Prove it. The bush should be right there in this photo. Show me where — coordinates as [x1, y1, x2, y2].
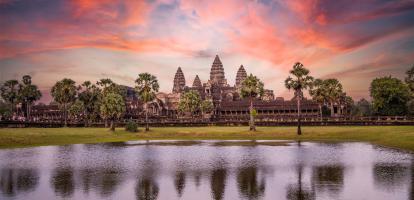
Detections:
[125, 120, 138, 132]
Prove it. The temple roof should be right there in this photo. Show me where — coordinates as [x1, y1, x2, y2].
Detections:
[210, 55, 226, 86]
[235, 65, 247, 87]
[173, 67, 186, 93]
[213, 55, 222, 64]
[192, 75, 202, 87]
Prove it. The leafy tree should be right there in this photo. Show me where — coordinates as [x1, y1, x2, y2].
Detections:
[353, 98, 372, 117]
[100, 92, 126, 131]
[370, 76, 410, 116]
[322, 79, 343, 117]
[68, 100, 84, 121]
[17, 75, 42, 120]
[178, 91, 201, 116]
[240, 74, 264, 131]
[0, 101, 11, 120]
[78, 81, 101, 126]
[309, 79, 325, 120]
[339, 92, 354, 116]
[135, 73, 159, 131]
[285, 62, 313, 135]
[0, 80, 19, 114]
[405, 64, 414, 93]
[200, 100, 214, 115]
[51, 78, 77, 127]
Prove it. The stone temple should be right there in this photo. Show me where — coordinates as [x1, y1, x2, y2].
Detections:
[142, 55, 320, 121]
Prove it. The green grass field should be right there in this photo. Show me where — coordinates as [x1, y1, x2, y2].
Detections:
[0, 126, 413, 151]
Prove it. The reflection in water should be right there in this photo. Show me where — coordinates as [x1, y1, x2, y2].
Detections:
[51, 167, 75, 198]
[373, 163, 410, 190]
[312, 165, 344, 195]
[174, 171, 186, 197]
[211, 168, 227, 200]
[136, 177, 159, 200]
[237, 166, 265, 200]
[0, 142, 413, 200]
[286, 165, 315, 200]
[0, 168, 39, 197]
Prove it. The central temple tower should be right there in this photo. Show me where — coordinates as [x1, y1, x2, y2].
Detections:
[209, 55, 228, 86]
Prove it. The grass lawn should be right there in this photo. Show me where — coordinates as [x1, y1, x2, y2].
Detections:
[0, 126, 413, 152]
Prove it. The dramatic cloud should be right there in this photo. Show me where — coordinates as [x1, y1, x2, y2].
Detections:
[1, 0, 413, 103]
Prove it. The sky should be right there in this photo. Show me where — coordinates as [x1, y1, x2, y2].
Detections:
[1, 0, 414, 103]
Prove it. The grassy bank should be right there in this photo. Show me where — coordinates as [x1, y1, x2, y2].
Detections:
[0, 126, 413, 151]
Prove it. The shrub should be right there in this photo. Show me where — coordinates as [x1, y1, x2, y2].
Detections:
[125, 120, 138, 132]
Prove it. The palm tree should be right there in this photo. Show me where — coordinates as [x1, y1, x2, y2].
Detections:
[135, 73, 159, 131]
[0, 80, 19, 114]
[322, 79, 343, 117]
[285, 62, 314, 135]
[78, 81, 101, 126]
[309, 79, 325, 121]
[240, 74, 264, 131]
[51, 78, 77, 127]
[18, 75, 42, 121]
[100, 92, 125, 131]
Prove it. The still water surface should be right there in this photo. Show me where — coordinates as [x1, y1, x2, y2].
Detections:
[0, 140, 413, 200]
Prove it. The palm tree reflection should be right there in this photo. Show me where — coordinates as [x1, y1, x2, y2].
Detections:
[237, 166, 265, 200]
[210, 168, 227, 200]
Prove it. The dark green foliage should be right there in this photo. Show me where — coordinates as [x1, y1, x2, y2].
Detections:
[285, 62, 313, 135]
[125, 120, 138, 132]
[17, 75, 42, 120]
[178, 91, 201, 116]
[352, 98, 373, 117]
[51, 78, 77, 126]
[135, 73, 159, 131]
[370, 76, 410, 116]
[78, 81, 101, 126]
[100, 92, 126, 131]
[0, 80, 19, 113]
[405, 64, 414, 93]
[240, 74, 265, 131]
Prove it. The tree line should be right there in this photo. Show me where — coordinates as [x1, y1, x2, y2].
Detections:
[1, 64, 414, 132]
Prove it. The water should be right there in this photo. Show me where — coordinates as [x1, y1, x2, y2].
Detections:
[0, 140, 413, 200]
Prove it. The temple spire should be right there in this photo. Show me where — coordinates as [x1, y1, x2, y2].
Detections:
[172, 67, 186, 93]
[235, 65, 247, 88]
[209, 55, 227, 86]
[192, 75, 202, 88]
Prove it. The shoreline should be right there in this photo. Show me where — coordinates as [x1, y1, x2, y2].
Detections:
[0, 126, 413, 152]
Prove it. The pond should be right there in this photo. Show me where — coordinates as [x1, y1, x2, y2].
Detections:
[0, 140, 413, 200]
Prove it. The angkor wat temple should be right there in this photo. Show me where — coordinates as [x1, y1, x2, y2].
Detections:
[141, 55, 322, 121]
[31, 55, 341, 123]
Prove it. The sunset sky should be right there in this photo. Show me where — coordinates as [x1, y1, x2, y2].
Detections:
[1, 0, 414, 103]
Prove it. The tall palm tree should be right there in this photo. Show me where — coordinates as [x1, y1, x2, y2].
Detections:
[0, 80, 19, 114]
[309, 79, 325, 121]
[285, 62, 314, 135]
[51, 78, 77, 127]
[18, 75, 42, 121]
[135, 73, 159, 131]
[240, 74, 264, 131]
[322, 79, 343, 117]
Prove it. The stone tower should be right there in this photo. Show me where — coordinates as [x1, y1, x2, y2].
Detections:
[209, 55, 227, 86]
[235, 65, 247, 88]
[172, 67, 186, 93]
[192, 75, 202, 88]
